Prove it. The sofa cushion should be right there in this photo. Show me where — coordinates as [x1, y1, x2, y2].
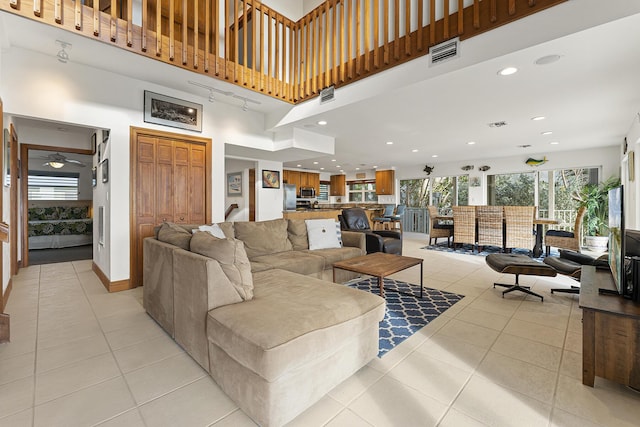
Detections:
[195, 224, 226, 239]
[190, 232, 254, 303]
[251, 251, 325, 276]
[234, 219, 293, 259]
[287, 219, 309, 251]
[207, 268, 385, 382]
[249, 261, 274, 273]
[302, 246, 363, 267]
[217, 222, 235, 239]
[305, 219, 342, 250]
[157, 222, 192, 250]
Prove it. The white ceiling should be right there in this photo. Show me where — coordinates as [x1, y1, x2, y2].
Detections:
[2, 1, 640, 174]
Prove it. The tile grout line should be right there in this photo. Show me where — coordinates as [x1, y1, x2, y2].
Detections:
[30, 265, 42, 427]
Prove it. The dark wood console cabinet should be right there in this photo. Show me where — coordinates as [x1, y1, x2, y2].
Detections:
[579, 266, 640, 389]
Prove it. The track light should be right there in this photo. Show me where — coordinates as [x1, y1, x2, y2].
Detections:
[208, 90, 215, 103]
[56, 40, 71, 63]
[187, 80, 261, 111]
[242, 100, 249, 112]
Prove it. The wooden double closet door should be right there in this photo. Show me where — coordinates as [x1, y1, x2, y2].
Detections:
[130, 127, 211, 288]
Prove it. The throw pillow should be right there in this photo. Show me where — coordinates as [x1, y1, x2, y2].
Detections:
[157, 222, 192, 250]
[305, 219, 342, 250]
[194, 223, 226, 239]
[189, 232, 254, 306]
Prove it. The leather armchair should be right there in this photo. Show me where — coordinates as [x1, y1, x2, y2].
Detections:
[339, 208, 402, 255]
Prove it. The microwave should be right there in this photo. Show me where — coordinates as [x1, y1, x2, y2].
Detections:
[300, 187, 316, 198]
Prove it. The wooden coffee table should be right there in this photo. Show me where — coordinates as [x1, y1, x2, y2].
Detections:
[333, 252, 424, 298]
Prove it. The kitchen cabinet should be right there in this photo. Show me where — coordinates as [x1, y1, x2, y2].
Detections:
[330, 175, 346, 196]
[283, 170, 319, 196]
[375, 170, 395, 195]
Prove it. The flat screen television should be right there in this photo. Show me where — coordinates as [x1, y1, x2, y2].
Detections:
[608, 185, 625, 295]
[624, 229, 640, 301]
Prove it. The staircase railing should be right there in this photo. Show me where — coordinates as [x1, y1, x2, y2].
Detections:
[2, 0, 567, 104]
[225, 203, 239, 220]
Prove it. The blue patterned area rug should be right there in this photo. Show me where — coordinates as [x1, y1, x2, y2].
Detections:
[422, 242, 558, 260]
[348, 278, 464, 357]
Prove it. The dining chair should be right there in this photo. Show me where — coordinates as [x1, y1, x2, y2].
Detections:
[545, 206, 586, 256]
[504, 206, 535, 254]
[371, 204, 395, 230]
[477, 206, 504, 251]
[388, 205, 406, 232]
[452, 206, 477, 249]
[427, 205, 453, 246]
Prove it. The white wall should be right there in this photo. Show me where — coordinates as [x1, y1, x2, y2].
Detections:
[224, 158, 255, 222]
[1, 47, 275, 282]
[625, 114, 640, 229]
[255, 160, 283, 220]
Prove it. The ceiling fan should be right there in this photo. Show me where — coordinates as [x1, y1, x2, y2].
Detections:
[40, 152, 87, 168]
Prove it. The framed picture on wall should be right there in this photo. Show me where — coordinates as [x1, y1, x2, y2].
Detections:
[227, 172, 242, 197]
[92, 166, 97, 188]
[144, 90, 203, 132]
[262, 170, 280, 189]
[101, 159, 109, 183]
[91, 133, 97, 155]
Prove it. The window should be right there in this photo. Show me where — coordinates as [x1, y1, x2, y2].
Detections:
[400, 178, 430, 207]
[487, 172, 536, 206]
[28, 170, 79, 200]
[318, 181, 330, 201]
[347, 181, 377, 203]
[400, 175, 467, 212]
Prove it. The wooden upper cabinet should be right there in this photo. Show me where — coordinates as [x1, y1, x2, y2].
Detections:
[376, 170, 395, 195]
[308, 173, 320, 196]
[283, 170, 320, 196]
[330, 175, 346, 196]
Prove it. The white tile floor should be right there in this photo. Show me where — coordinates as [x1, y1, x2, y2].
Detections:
[2, 233, 640, 426]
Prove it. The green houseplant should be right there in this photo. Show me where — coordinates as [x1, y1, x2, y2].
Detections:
[574, 176, 621, 250]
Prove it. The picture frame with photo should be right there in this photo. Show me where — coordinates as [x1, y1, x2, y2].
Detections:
[92, 166, 97, 188]
[144, 90, 203, 132]
[101, 159, 109, 183]
[91, 133, 97, 155]
[262, 170, 280, 189]
[227, 172, 242, 197]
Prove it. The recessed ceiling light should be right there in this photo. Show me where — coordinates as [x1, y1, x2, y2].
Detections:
[320, 167, 325, 170]
[373, 166, 378, 168]
[535, 54, 561, 65]
[432, 155, 438, 158]
[340, 170, 344, 173]
[541, 131, 553, 136]
[467, 141, 476, 145]
[497, 67, 518, 76]
[550, 141, 560, 145]
[296, 164, 302, 167]
[355, 167, 360, 170]
[313, 161, 319, 165]
[317, 120, 327, 126]
[336, 165, 341, 168]
[412, 149, 419, 153]
[531, 116, 545, 121]
[386, 141, 394, 145]
[331, 159, 336, 162]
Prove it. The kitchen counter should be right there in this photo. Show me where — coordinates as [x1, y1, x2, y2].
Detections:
[282, 210, 342, 221]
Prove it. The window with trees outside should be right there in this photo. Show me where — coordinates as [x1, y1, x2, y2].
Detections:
[399, 175, 468, 213]
[348, 181, 377, 202]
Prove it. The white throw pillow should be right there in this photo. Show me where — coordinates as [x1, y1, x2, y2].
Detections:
[305, 219, 342, 250]
[194, 223, 226, 239]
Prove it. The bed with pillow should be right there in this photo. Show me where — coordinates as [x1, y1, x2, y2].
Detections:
[27, 201, 93, 249]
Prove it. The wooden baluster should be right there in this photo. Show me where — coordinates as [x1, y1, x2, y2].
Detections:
[243, 0, 248, 86]
[182, 0, 187, 65]
[305, 15, 310, 96]
[346, 0, 352, 79]
[156, 0, 162, 56]
[312, 10, 318, 93]
[429, 0, 435, 44]
[259, 5, 265, 89]
[332, 1, 338, 81]
[9, 0, 18, 9]
[110, 0, 117, 41]
[417, 0, 423, 51]
[142, 0, 148, 52]
[33, 0, 41, 17]
[393, 0, 399, 60]
[54, 0, 62, 24]
[325, 1, 331, 86]
[194, 0, 199, 68]
[405, 0, 410, 55]
[204, 0, 210, 70]
[289, 22, 294, 99]
[355, 0, 360, 74]
[275, 15, 280, 95]
[293, 22, 299, 99]
[383, 0, 389, 64]
[509, 0, 516, 15]
[268, 10, 273, 92]
[126, 0, 133, 46]
[169, 0, 175, 60]
[215, 0, 220, 75]
[234, 0, 238, 81]
[458, 0, 464, 35]
[252, 4, 258, 88]
[443, 0, 449, 39]
[473, 0, 480, 28]
[490, 0, 497, 22]
[341, 0, 347, 80]
[364, 0, 370, 72]
[373, 0, 379, 67]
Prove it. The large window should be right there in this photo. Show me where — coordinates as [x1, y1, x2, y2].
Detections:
[487, 172, 536, 206]
[347, 181, 377, 202]
[400, 178, 431, 207]
[28, 171, 79, 200]
[318, 181, 330, 201]
[399, 175, 468, 213]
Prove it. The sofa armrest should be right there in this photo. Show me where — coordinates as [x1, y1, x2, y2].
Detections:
[143, 237, 178, 337]
[372, 230, 402, 240]
[341, 230, 366, 253]
[173, 249, 233, 372]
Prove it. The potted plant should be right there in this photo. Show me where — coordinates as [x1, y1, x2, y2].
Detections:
[574, 176, 621, 251]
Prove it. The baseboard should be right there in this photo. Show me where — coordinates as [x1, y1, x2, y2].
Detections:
[92, 262, 131, 293]
[1, 278, 12, 312]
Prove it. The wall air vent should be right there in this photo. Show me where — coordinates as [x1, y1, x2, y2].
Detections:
[320, 86, 335, 104]
[429, 38, 459, 66]
[488, 121, 508, 128]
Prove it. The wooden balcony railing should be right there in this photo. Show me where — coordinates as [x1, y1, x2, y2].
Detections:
[2, 0, 566, 104]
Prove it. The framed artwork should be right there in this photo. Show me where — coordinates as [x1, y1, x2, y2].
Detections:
[97, 141, 102, 163]
[227, 172, 242, 196]
[98, 206, 105, 246]
[470, 176, 481, 187]
[262, 170, 280, 189]
[3, 128, 9, 187]
[101, 159, 109, 183]
[91, 133, 97, 155]
[103, 129, 110, 143]
[92, 166, 97, 188]
[629, 151, 635, 182]
[144, 90, 203, 132]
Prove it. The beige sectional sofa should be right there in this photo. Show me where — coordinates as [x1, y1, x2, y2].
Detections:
[143, 218, 385, 427]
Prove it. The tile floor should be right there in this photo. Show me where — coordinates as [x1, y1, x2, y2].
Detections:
[1, 233, 640, 426]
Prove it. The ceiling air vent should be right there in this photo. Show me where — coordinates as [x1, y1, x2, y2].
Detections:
[429, 38, 459, 66]
[320, 86, 335, 104]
